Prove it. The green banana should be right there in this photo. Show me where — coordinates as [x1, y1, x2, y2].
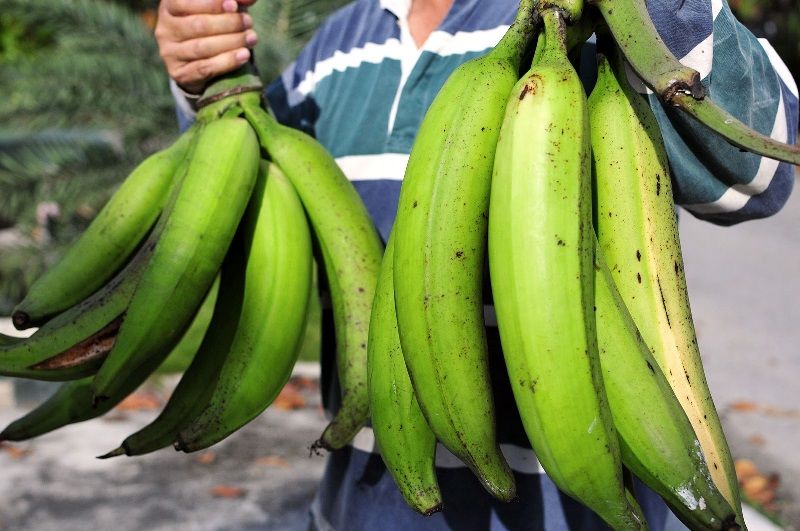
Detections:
[242, 103, 383, 451]
[489, 10, 644, 528]
[0, 122, 208, 381]
[0, 286, 216, 443]
[590, 0, 800, 165]
[156, 275, 219, 375]
[590, 49, 745, 528]
[11, 125, 199, 330]
[0, 233, 153, 381]
[390, 0, 538, 501]
[595, 243, 737, 529]
[0, 376, 112, 442]
[368, 235, 441, 516]
[98, 267, 239, 458]
[91, 116, 260, 402]
[176, 162, 313, 453]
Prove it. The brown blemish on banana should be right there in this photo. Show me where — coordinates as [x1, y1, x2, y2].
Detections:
[32, 316, 122, 370]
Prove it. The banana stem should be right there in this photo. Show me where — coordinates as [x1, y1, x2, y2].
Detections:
[195, 65, 264, 121]
[539, 8, 569, 61]
[592, 0, 800, 166]
[589, 0, 704, 100]
[534, 0, 584, 23]
[672, 92, 800, 165]
[494, 0, 538, 69]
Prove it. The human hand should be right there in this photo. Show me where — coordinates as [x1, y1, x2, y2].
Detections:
[155, 0, 259, 95]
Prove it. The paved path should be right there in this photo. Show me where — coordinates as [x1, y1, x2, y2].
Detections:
[680, 175, 800, 528]
[0, 377, 329, 531]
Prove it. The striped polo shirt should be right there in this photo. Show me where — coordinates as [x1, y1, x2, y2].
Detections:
[173, 0, 797, 529]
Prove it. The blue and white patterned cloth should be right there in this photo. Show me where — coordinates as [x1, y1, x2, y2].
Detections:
[173, 1, 798, 528]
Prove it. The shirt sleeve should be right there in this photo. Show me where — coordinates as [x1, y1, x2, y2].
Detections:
[646, 0, 798, 225]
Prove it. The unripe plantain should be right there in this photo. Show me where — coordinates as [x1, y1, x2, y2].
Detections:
[595, 241, 737, 529]
[369, 235, 441, 515]
[489, 9, 644, 529]
[91, 117, 259, 402]
[242, 104, 383, 451]
[12, 126, 199, 329]
[176, 161, 313, 453]
[590, 48, 744, 529]
[390, 0, 538, 500]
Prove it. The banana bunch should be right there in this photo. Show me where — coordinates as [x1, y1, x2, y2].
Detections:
[3, 0, 799, 526]
[372, 0, 799, 527]
[0, 68, 383, 458]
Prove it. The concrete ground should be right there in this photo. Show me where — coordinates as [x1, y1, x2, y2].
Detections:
[0, 366, 329, 531]
[0, 178, 797, 530]
[680, 177, 800, 528]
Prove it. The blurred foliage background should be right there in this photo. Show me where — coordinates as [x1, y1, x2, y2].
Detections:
[0, 0, 797, 316]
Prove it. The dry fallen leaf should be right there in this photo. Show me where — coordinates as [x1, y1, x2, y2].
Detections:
[743, 475, 770, 496]
[115, 392, 162, 412]
[735, 459, 758, 483]
[290, 375, 319, 391]
[255, 455, 291, 468]
[273, 384, 307, 411]
[210, 485, 246, 498]
[736, 460, 781, 512]
[196, 452, 216, 465]
[0, 443, 31, 459]
[730, 401, 759, 412]
[728, 401, 800, 418]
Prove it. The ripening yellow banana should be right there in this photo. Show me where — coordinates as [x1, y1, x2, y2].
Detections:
[590, 46, 745, 529]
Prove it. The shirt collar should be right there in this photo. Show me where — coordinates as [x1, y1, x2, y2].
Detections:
[380, 0, 411, 19]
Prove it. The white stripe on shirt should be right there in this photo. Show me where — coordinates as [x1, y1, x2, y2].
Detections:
[758, 39, 799, 98]
[284, 25, 509, 111]
[425, 26, 509, 57]
[684, 90, 787, 215]
[335, 153, 409, 181]
[285, 39, 406, 107]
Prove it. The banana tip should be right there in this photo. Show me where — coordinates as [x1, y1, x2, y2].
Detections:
[309, 439, 331, 456]
[91, 394, 108, 409]
[97, 447, 125, 459]
[173, 437, 189, 453]
[11, 311, 30, 331]
[420, 503, 444, 517]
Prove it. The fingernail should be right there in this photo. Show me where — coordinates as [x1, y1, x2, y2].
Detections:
[222, 0, 238, 13]
[245, 31, 258, 46]
[242, 13, 253, 28]
[235, 48, 250, 63]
